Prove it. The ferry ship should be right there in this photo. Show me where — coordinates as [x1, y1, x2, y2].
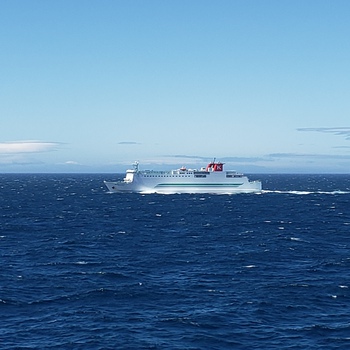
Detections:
[104, 160, 262, 194]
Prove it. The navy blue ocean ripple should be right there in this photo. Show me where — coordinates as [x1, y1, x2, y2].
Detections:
[1, 174, 350, 349]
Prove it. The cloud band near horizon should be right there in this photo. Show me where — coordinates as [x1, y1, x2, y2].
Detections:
[0, 141, 61, 154]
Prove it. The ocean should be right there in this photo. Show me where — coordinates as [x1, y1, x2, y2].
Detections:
[1, 174, 350, 349]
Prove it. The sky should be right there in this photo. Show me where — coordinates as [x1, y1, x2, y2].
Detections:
[1, 0, 350, 173]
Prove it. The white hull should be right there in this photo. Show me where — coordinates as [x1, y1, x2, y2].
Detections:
[104, 161, 262, 194]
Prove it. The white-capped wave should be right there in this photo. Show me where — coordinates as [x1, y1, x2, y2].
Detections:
[262, 190, 350, 195]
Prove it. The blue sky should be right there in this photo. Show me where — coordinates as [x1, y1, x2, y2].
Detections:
[1, 0, 350, 173]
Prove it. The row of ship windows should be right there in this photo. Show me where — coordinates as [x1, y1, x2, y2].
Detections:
[142, 174, 243, 178]
[143, 175, 191, 177]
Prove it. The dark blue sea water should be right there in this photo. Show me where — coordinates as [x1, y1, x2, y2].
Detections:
[1, 174, 350, 349]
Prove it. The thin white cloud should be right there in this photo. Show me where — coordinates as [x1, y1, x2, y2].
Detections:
[64, 160, 80, 165]
[167, 155, 268, 163]
[297, 127, 350, 140]
[118, 141, 141, 145]
[268, 153, 350, 160]
[0, 141, 60, 154]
